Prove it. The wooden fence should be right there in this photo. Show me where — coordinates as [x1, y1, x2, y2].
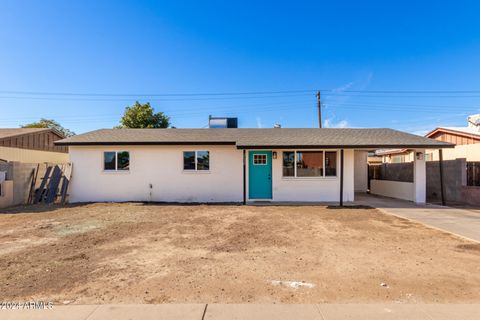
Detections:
[467, 162, 480, 186]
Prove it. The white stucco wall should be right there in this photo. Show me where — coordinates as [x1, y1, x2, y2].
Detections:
[413, 149, 426, 204]
[69, 145, 244, 203]
[69, 146, 356, 203]
[370, 180, 414, 201]
[354, 150, 368, 192]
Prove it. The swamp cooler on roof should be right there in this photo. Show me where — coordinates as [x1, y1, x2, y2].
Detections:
[208, 116, 238, 128]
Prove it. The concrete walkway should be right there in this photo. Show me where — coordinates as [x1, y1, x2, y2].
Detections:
[355, 193, 480, 242]
[1, 304, 480, 320]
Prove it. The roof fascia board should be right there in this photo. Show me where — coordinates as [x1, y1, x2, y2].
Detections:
[54, 141, 236, 146]
[425, 127, 480, 140]
[236, 144, 454, 150]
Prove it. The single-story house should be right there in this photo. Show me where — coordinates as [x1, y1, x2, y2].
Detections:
[55, 128, 452, 204]
[0, 128, 69, 163]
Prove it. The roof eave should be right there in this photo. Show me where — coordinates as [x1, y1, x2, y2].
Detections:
[425, 127, 480, 140]
[55, 141, 455, 149]
[236, 144, 455, 149]
[54, 141, 236, 146]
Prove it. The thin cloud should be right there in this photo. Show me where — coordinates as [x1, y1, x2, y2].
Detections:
[332, 81, 354, 93]
[324, 118, 349, 128]
[256, 117, 263, 128]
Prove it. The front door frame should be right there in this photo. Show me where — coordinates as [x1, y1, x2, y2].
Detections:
[247, 150, 273, 200]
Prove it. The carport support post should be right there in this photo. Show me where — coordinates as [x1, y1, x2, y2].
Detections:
[439, 149, 446, 206]
[413, 149, 426, 204]
[340, 149, 344, 206]
[243, 149, 246, 205]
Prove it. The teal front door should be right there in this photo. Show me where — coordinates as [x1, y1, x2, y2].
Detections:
[248, 151, 272, 199]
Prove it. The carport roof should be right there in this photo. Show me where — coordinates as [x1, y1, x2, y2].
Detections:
[55, 128, 454, 149]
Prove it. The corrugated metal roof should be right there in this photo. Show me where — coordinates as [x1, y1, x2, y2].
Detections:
[55, 128, 454, 149]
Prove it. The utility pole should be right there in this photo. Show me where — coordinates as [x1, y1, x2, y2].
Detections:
[316, 90, 322, 128]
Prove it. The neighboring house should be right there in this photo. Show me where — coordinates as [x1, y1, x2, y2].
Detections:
[55, 128, 451, 204]
[366, 151, 382, 165]
[376, 148, 414, 163]
[424, 121, 480, 162]
[0, 128, 69, 163]
[377, 114, 480, 163]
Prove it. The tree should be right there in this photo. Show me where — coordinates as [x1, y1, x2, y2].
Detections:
[21, 118, 75, 137]
[118, 101, 170, 128]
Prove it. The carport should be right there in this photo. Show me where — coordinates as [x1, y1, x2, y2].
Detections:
[354, 147, 453, 204]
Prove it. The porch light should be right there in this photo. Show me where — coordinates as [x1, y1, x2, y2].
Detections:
[272, 151, 277, 159]
[416, 152, 424, 160]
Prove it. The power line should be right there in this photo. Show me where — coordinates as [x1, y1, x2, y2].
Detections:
[1, 88, 480, 98]
[1, 101, 475, 124]
[323, 93, 480, 98]
[339, 90, 480, 94]
[0, 89, 317, 97]
[0, 93, 313, 102]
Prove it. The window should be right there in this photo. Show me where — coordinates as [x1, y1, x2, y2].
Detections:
[196, 151, 210, 170]
[296, 151, 323, 177]
[183, 151, 196, 170]
[253, 154, 267, 165]
[325, 151, 337, 176]
[104, 152, 116, 170]
[104, 151, 130, 171]
[283, 151, 337, 178]
[283, 152, 295, 176]
[184, 151, 210, 171]
[391, 155, 405, 163]
[117, 151, 130, 170]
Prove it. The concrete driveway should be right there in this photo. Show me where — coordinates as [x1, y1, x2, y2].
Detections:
[355, 193, 480, 242]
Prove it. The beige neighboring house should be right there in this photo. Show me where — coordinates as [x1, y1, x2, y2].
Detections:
[0, 128, 69, 163]
[377, 114, 480, 162]
[0, 128, 70, 208]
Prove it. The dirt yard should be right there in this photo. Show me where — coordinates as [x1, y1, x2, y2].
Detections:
[0, 203, 479, 304]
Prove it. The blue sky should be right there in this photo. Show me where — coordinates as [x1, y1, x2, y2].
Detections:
[1, 1, 480, 134]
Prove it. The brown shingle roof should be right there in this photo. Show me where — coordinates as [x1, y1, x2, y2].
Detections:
[55, 128, 454, 149]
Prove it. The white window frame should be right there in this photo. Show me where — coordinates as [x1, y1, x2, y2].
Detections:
[282, 150, 338, 179]
[183, 150, 210, 172]
[253, 153, 268, 165]
[103, 151, 130, 172]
